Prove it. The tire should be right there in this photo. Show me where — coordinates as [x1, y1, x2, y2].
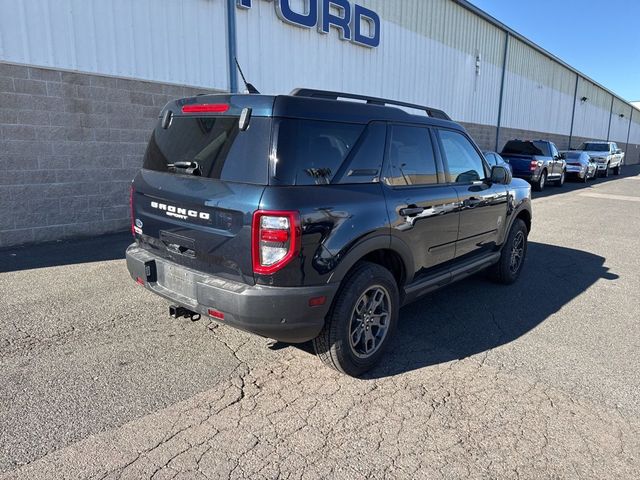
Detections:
[614, 164, 622, 175]
[582, 170, 589, 183]
[554, 169, 565, 187]
[532, 170, 546, 192]
[602, 164, 610, 178]
[487, 219, 528, 285]
[312, 262, 399, 376]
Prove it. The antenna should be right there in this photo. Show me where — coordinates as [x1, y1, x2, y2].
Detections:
[234, 58, 260, 94]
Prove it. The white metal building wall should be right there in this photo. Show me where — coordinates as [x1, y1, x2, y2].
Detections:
[0, 0, 229, 90]
[500, 37, 575, 135]
[572, 77, 614, 141]
[629, 115, 640, 145]
[609, 98, 632, 144]
[235, 0, 505, 126]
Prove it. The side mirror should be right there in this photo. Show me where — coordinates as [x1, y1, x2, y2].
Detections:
[560, 153, 566, 160]
[490, 165, 512, 185]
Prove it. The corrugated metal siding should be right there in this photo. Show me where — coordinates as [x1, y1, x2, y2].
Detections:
[365, 0, 505, 67]
[629, 114, 640, 145]
[500, 38, 575, 135]
[572, 77, 613, 140]
[0, 0, 228, 89]
[610, 98, 632, 143]
[236, 0, 505, 125]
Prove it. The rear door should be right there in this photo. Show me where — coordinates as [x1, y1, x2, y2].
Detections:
[435, 128, 509, 258]
[382, 124, 459, 277]
[132, 110, 272, 285]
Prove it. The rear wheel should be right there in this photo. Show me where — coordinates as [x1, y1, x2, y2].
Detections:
[487, 219, 528, 285]
[312, 262, 399, 376]
[533, 171, 547, 191]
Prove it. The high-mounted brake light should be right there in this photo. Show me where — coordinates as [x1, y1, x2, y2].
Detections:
[181, 103, 230, 113]
[252, 210, 301, 275]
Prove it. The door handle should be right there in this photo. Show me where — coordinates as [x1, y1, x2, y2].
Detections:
[399, 206, 424, 217]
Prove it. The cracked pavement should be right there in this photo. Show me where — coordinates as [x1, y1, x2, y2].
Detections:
[1, 167, 639, 479]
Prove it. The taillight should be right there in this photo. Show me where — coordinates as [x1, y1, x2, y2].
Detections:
[181, 103, 229, 113]
[252, 210, 300, 275]
[530, 160, 542, 171]
[129, 184, 135, 237]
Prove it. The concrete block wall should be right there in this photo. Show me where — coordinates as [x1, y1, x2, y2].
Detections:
[0, 62, 215, 248]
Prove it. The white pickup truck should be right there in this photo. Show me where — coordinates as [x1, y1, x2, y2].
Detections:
[574, 141, 624, 177]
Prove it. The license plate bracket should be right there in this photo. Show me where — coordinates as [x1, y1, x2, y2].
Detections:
[161, 264, 197, 300]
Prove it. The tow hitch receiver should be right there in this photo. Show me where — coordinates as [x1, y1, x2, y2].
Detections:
[169, 305, 201, 321]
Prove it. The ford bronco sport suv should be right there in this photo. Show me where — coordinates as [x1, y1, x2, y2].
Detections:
[126, 89, 532, 376]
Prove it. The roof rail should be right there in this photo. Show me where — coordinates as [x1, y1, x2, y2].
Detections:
[290, 88, 452, 121]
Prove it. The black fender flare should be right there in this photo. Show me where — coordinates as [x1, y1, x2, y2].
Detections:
[501, 199, 532, 245]
[329, 234, 415, 286]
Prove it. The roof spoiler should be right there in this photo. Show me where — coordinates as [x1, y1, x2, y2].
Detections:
[290, 88, 451, 121]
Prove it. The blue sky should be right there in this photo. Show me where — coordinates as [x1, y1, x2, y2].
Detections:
[470, 0, 640, 101]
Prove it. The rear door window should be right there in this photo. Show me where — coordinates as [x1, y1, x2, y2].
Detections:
[272, 119, 364, 185]
[143, 116, 271, 184]
[384, 125, 438, 186]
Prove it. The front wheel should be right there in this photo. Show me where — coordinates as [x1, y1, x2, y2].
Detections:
[554, 169, 565, 187]
[614, 164, 622, 175]
[487, 219, 528, 285]
[602, 164, 610, 178]
[312, 262, 399, 376]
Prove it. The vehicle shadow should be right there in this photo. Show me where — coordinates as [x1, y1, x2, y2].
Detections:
[531, 164, 640, 200]
[0, 231, 131, 273]
[292, 242, 617, 378]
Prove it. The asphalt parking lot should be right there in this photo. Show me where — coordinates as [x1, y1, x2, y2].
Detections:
[1, 167, 639, 479]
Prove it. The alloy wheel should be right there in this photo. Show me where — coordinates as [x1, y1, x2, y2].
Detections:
[349, 285, 391, 359]
[509, 231, 525, 274]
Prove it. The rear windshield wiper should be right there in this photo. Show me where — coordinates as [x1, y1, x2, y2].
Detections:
[167, 161, 201, 176]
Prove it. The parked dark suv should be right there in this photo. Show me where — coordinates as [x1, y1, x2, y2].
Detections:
[126, 89, 532, 376]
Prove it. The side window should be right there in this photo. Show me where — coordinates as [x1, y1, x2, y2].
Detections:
[384, 125, 438, 186]
[550, 143, 559, 158]
[438, 129, 487, 183]
[334, 123, 386, 184]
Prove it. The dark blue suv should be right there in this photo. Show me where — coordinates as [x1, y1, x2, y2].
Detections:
[126, 89, 532, 376]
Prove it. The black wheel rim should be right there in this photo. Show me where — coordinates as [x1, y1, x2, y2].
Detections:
[509, 231, 525, 275]
[349, 285, 391, 359]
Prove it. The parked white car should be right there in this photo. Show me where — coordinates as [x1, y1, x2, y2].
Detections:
[574, 141, 624, 177]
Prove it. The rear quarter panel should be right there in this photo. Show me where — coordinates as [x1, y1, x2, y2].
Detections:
[257, 184, 392, 287]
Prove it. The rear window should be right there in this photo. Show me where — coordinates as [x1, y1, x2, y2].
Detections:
[272, 119, 365, 185]
[502, 140, 550, 157]
[143, 116, 271, 184]
[578, 142, 609, 152]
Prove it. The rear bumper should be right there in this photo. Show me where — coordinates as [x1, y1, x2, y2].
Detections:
[512, 171, 538, 182]
[126, 244, 339, 343]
